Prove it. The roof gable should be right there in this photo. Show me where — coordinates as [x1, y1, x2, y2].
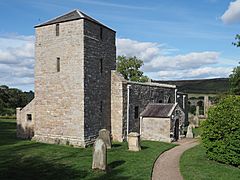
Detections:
[35, 9, 115, 31]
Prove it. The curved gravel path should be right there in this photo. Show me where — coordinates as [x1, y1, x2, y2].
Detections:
[152, 139, 199, 180]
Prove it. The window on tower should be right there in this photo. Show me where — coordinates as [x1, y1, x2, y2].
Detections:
[56, 24, 59, 36]
[57, 57, 60, 72]
[134, 106, 139, 119]
[100, 58, 103, 74]
[100, 27, 103, 40]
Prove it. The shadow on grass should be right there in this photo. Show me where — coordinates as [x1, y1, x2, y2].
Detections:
[0, 155, 88, 180]
[94, 160, 130, 180]
[0, 121, 20, 146]
[141, 146, 149, 150]
[111, 144, 122, 148]
[109, 160, 125, 169]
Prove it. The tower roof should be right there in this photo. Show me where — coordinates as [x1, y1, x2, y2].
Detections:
[35, 9, 115, 31]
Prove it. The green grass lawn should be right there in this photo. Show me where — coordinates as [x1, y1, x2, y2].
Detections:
[180, 144, 240, 180]
[0, 119, 175, 180]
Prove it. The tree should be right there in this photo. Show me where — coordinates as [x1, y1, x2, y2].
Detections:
[201, 96, 240, 166]
[116, 56, 149, 82]
[229, 34, 240, 95]
[232, 34, 240, 47]
[229, 64, 240, 95]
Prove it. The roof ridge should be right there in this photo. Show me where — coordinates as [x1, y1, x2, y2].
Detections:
[34, 9, 115, 32]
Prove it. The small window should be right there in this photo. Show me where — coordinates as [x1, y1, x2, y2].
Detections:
[134, 106, 139, 119]
[159, 100, 163, 103]
[57, 57, 60, 72]
[100, 27, 103, 40]
[100, 58, 103, 74]
[56, 24, 59, 36]
[27, 114, 32, 121]
[100, 101, 103, 112]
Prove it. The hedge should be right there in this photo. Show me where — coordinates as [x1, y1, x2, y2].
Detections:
[201, 96, 240, 167]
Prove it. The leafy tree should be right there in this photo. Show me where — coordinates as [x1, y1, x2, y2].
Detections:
[201, 96, 240, 166]
[116, 56, 149, 82]
[229, 64, 240, 95]
[230, 34, 240, 95]
[0, 85, 34, 116]
[232, 34, 240, 47]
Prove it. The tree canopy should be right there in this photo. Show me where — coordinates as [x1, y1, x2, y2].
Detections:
[0, 85, 34, 116]
[230, 34, 240, 95]
[202, 96, 240, 166]
[229, 64, 240, 95]
[116, 56, 149, 82]
[232, 34, 240, 47]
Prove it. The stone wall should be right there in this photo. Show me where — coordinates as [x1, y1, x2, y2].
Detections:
[177, 93, 188, 126]
[83, 20, 116, 144]
[111, 71, 126, 142]
[16, 99, 35, 139]
[141, 117, 171, 143]
[34, 19, 85, 147]
[111, 71, 176, 141]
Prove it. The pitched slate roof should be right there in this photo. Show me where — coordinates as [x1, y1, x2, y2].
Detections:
[35, 9, 115, 31]
[140, 103, 177, 118]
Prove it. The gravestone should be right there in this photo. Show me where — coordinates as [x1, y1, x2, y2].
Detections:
[92, 138, 107, 171]
[186, 125, 193, 138]
[99, 129, 111, 149]
[128, 132, 141, 151]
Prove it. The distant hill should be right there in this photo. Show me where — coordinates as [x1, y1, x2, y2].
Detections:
[153, 78, 229, 94]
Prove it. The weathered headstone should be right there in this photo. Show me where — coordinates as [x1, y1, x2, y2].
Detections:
[92, 138, 107, 171]
[99, 129, 111, 149]
[193, 116, 199, 128]
[186, 125, 193, 138]
[128, 132, 141, 151]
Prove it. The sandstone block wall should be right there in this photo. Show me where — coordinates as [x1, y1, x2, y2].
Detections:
[124, 82, 175, 135]
[83, 20, 116, 144]
[141, 117, 171, 143]
[34, 19, 85, 147]
[16, 99, 35, 139]
[111, 71, 127, 142]
[111, 71, 176, 141]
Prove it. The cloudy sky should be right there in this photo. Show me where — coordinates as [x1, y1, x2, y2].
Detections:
[0, 0, 240, 91]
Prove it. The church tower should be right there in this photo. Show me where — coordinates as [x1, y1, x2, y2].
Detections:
[33, 10, 116, 146]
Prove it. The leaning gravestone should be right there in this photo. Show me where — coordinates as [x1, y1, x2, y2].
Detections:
[186, 125, 194, 138]
[92, 138, 107, 171]
[128, 132, 141, 151]
[99, 129, 111, 149]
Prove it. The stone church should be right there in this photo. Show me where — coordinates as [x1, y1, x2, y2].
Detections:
[16, 10, 187, 147]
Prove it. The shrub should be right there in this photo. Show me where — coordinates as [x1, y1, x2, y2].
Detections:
[201, 96, 240, 167]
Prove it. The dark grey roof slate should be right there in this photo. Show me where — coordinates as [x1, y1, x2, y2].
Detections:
[140, 103, 175, 118]
[35, 9, 115, 31]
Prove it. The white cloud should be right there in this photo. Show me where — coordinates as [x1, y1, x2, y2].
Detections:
[221, 0, 240, 24]
[0, 35, 34, 90]
[0, 35, 233, 91]
[116, 38, 233, 80]
[156, 67, 232, 80]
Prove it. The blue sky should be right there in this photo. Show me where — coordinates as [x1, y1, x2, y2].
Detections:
[0, 0, 240, 91]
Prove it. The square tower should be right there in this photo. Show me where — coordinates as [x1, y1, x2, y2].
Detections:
[33, 10, 116, 147]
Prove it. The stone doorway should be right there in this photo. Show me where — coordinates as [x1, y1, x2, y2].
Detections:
[174, 119, 179, 141]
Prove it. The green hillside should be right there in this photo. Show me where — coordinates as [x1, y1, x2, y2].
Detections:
[153, 78, 229, 94]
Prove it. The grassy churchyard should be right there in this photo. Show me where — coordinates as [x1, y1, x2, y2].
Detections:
[0, 118, 175, 180]
[180, 144, 240, 180]
[1, 118, 239, 180]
